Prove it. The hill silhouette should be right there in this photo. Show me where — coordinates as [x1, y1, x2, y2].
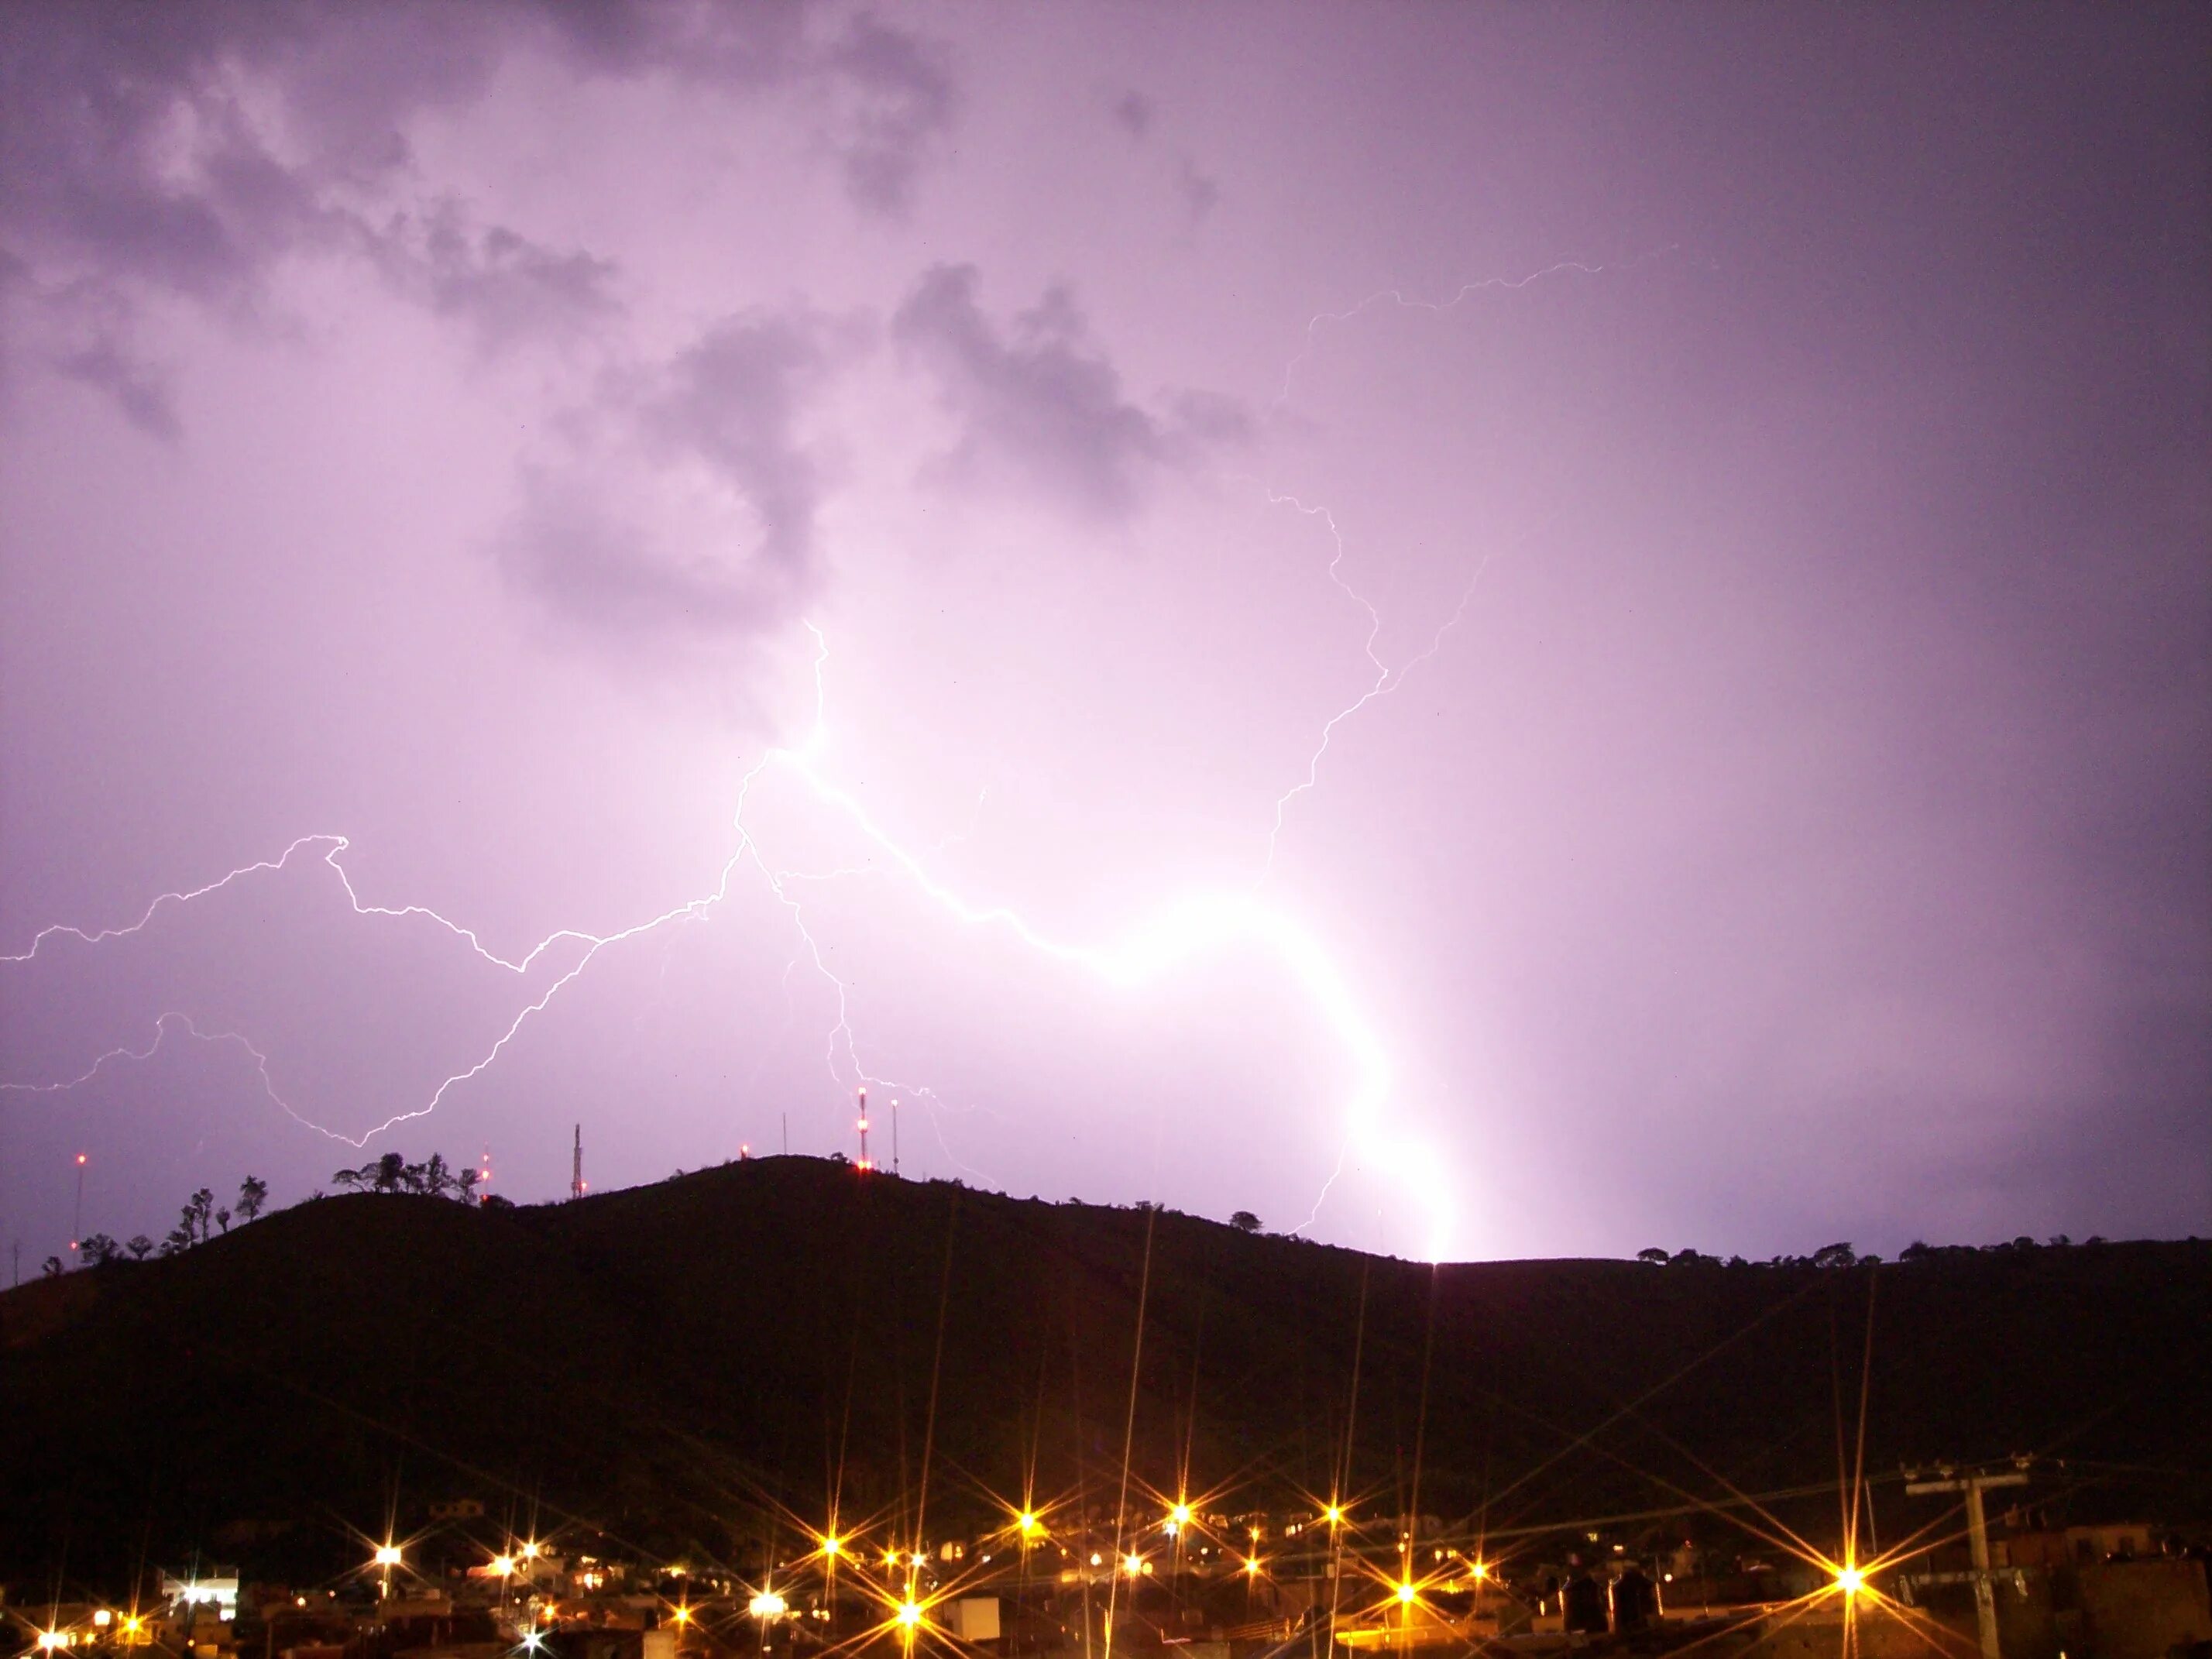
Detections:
[4, 1157, 2207, 1587]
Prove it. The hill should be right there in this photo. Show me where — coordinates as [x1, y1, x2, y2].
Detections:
[3, 1158, 2207, 1587]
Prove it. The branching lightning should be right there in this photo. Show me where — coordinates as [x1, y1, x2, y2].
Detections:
[1270, 248, 1678, 413]
[0, 613, 1456, 1253]
[1250, 486, 1491, 877]
[0, 260, 1659, 1260]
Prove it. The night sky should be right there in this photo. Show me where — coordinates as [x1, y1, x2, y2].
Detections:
[2, 2, 2206, 1266]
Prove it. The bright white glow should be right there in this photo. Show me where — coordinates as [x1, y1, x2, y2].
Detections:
[374, 1545, 403, 1568]
[748, 1592, 787, 1620]
[1836, 1567, 1864, 1595]
[745, 627, 1458, 1259]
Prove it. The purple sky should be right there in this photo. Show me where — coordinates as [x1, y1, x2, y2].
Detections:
[2, 2, 2206, 1266]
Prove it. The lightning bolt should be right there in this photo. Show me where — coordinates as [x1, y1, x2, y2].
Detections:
[2, 254, 1685, 1260]
[1249, 486, 1492, 877]
[0, 615, 1456, 1255]
[1270, 247, 1679, 414]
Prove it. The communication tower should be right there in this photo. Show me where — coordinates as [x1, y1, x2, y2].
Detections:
[857, 1087, 872, 1171]
[571, 1124, 585, 1200]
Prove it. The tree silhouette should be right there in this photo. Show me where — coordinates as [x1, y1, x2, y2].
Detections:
[329, 1152, 475, 1200]
[126, 1235, 153, 1260]
[236, 1176, 268, 1222]
[80, 1233, 121, 1266]
[1230, 1211, 1262, 1233]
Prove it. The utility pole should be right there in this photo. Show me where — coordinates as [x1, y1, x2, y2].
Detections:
[1905, 1467, 2030, 1659]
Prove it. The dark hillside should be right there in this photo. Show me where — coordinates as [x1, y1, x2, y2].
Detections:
[4, 1159, 2207, 1585]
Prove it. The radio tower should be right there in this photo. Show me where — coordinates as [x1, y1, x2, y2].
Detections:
[70, 1153, 87, 1254]
[856, 1087, 871, 1172]
[477, 1144, 493, 1205]
[571, 1125, 584, 1201]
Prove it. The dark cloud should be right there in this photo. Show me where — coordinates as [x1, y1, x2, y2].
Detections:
[499, 311, 832, 643]
[817, 14, 958, 216]
[0, 2, 953, 427]
[891, 263, 1249, 522]
[9, 271, 180, 439]
[499, 479, 797, 644]
[54, 334, 180, 442]
[641, 314, 833, 579]
[1112, 91, 1154, 139]
[1176, 156, 1221, 228]
[374, 204, 623, 355]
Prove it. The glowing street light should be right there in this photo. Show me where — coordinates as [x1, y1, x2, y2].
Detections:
[1835, 1566, 1865, 1597]
[1169, 1503, 1194, 1528]
[492, 1556, 517, 1578]
[1017, 1512, 1042, 1538]
[522, 1541, 542, 1560]
[39, 1633, 68, 1652]
[1324, 1504, 1345, 1527]
[1243, 1557, 1262, 1578]
[1395, 1584, 1417, 1606]
[374, 1544, 404, 1568]
[819, 1534, 844, 1559]
[747, 1592, 787, 1620]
